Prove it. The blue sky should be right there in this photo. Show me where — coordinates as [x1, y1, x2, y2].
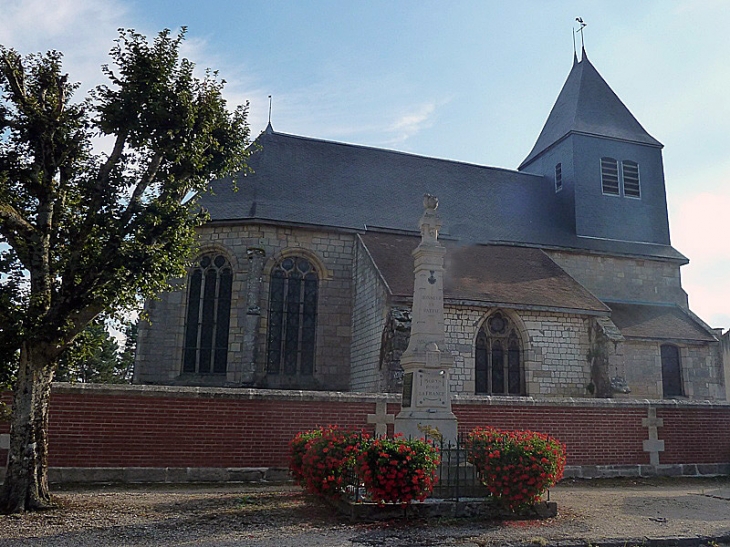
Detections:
[1, 0, 728, 329]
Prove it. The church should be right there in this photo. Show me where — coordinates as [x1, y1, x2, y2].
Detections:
[134, 49, 725, 401]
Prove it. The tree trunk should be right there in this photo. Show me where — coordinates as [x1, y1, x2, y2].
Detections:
[0, 341, 55, 514]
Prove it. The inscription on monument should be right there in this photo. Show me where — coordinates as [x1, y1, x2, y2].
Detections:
[416, 369, 448, 407]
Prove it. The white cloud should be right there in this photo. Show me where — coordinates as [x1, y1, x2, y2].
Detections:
[0, 0, 130, 93]
[384, 102, 436, 145]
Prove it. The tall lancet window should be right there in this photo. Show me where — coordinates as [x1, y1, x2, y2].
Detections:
[267, 257, 318, 377]
[475, 312, 524, 395]
[660, 344, 683, 398]
[183, 254, 233, 374]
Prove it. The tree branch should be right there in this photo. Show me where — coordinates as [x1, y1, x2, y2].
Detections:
[0, 202, 36, 241]
[119, 151, 163, 227]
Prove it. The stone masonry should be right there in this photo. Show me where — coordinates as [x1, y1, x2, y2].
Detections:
[445, 307, 592, 397]
[136, 223, 355, 390]
[547, 250, 689, 307]
[350, 235, 390, 392]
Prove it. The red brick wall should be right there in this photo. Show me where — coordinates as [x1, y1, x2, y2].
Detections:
[454, 404, 649, 466]
[2, 386, 730, 471]
[47, 392, 377, 468]
[658, 407, 730, 465]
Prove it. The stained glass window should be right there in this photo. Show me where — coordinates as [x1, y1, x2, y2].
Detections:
[183, 254, 232, 374]
[267, 257, 318, 376]
[475, 312, 523, 395]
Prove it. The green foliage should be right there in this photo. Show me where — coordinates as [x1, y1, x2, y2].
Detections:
[117, 320, 138, 382]
[0, 27, 250, 365]
[465, 427, 567, 511]
[55, 318, 136, 384]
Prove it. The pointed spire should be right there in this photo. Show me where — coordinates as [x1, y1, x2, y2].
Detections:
[264, 121, 274, 134]
[519, 54, 662, 170]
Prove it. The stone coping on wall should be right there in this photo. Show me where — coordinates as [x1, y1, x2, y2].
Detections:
[47, 383, 730, 409]
[48, 382, 401, 403]
[452, 394, 730, 409]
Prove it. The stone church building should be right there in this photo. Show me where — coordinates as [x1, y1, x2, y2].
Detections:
[135, 50, 725, 400]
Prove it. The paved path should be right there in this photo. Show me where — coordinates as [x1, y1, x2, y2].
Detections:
[0, 478, 728, 546]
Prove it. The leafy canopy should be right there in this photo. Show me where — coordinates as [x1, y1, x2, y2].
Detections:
[0, 28, 251, 372]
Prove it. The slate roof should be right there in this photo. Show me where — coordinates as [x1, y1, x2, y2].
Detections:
[200, 129, 685, 262]
[607, 302, 717, 342]
[359, 232, 609, 314]
[519, 50, 662, 169]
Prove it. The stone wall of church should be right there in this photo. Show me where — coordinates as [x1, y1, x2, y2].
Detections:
[546, 250, 688, 306]
[350, 236, 390, 392]
[135, 223, 356, 391]
[444, 307, 592, 397]
[612, 340, 725, 400]
[135, 277, 190, 384]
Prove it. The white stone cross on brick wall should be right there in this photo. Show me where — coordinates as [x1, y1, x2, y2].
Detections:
[367, 401, 395, 437]
[642, 407, 665, 466]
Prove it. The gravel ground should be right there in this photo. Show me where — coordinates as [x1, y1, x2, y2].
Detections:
[1, 477, 729, 546]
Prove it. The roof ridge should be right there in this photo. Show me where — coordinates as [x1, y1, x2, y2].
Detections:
[258, 129, 546, 178]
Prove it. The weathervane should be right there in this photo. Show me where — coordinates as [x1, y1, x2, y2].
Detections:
[575, 17, 586, 51]
[268, 95, 272, 125]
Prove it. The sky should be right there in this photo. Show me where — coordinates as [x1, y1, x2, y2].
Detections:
[0, 0, 728, 329]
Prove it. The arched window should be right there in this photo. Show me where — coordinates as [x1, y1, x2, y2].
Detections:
[267, 256, 318, 376]
[660, 344, 683, 398]
[475, 312, 523, 395]
[183, 253, 232, 374]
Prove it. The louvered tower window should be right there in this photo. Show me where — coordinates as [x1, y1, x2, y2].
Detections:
[622, 160, 641, 198]
[475, 312, 523, 395]
[600, 157, 620, 195]
[267, 257, 318, 376]
[555, 163, 563, 192]
[183, 254, 232, 374]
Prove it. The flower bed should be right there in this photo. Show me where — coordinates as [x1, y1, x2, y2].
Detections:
[289, 425, 565, 515]
[290, 427, 439, 506]
[464, 427, 566, 511]
[299, 426, 364, 499]
[356, 436, 439, 506]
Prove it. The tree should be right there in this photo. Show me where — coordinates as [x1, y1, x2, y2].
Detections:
[56, 319, 134, 384]
[0, 28, 250, 513]
[117, 320, 138, 382]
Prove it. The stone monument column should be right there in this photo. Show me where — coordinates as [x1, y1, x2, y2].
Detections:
[395, 195, 458, 443]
